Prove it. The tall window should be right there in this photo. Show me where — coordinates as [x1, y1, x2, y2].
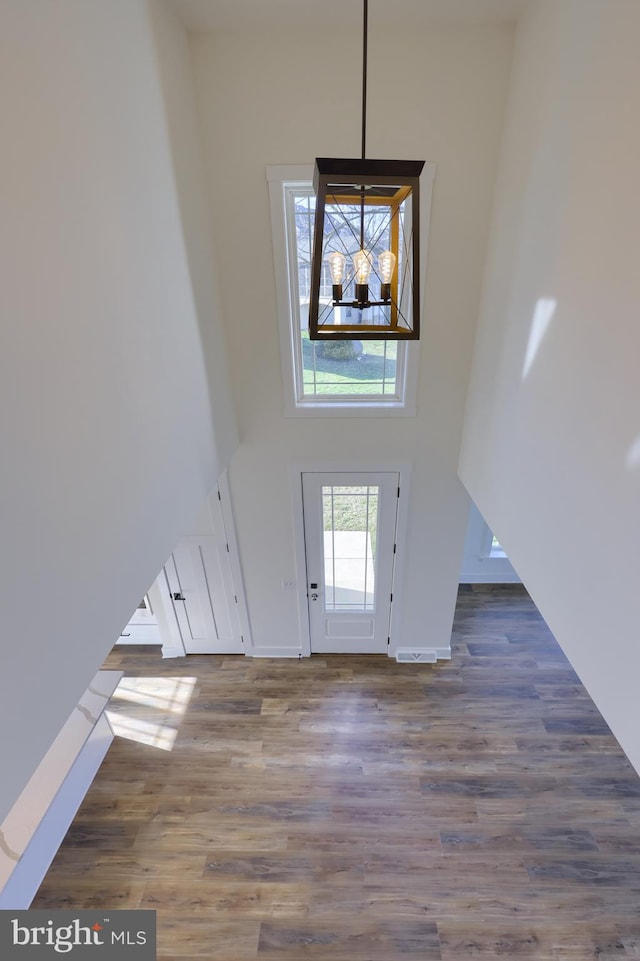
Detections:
[268, 166, 433, 415]
[292, 189, 400, 399]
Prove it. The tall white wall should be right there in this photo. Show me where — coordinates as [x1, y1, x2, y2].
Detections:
[189, 24, 515, 653]
[149, 0, 238, 470]
[459, 0, 640, 770]
[0, 1, 224, 822]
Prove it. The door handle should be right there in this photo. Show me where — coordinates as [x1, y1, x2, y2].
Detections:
[310, 592, 319, 601]
[172, 592, 186, 601]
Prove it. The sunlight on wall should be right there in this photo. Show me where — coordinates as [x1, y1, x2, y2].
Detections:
[625, 435, 640, 469]
[522, 298, 557, 379]
[106, 677, 197, 752]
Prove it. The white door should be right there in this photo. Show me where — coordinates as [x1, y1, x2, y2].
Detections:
[163, 536, 242, 654]
[162, 486, 244, 654]
[302, 472, 399, 654]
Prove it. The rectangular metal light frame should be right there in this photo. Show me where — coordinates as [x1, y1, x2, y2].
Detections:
[308, 157, 425, 341]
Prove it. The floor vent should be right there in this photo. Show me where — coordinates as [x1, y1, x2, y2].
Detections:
[395, 649, 438, 664]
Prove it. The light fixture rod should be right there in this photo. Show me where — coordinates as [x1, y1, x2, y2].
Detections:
[361, 0, 368, 161]
[359, 0, 368, 249]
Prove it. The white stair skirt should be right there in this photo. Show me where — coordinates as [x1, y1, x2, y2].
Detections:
[0, 670, 122, 909]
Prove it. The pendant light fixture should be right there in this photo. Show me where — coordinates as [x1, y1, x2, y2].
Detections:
[308, 0, 424, 340]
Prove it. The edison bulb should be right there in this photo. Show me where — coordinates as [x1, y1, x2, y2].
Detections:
[353, 249, 373, 284]
[326, 251, 346, 284]
[326, 251, 345, 304]
[378, 250, 396, 284]
[378, 249, 396, 302]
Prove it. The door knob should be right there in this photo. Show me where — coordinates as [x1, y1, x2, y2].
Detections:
[310, 592, 319, 601]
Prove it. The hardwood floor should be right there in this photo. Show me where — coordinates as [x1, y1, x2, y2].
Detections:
[33, 585, 640, 959]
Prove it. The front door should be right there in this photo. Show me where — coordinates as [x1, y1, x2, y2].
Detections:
[302, 472, 399, 654]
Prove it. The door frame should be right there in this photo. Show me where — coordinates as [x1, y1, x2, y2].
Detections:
[290, 461, 412, 658]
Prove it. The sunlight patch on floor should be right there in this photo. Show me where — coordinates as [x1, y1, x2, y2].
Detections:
[106, 676, 197, 752]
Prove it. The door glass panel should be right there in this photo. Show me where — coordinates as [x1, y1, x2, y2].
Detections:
[322, 485, 379, 611]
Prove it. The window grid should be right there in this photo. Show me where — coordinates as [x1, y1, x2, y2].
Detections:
[288, 185, 403, 403]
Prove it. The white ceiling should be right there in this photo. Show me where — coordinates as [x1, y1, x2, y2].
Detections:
[167, 0, 529, 32]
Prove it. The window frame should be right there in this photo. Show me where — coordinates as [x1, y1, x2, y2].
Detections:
[267, 164, 433, 417]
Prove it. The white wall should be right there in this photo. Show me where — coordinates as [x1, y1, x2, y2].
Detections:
[149, 0, 238, 471]
[0, 1, 222, 822]
[189, 24, 515, 654]
[459, 0, 640, 770]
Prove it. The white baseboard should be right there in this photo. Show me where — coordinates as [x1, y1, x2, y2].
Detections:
[161, 644, 186, 659]
[247, 647, 453, 663]
[246, 647, 305, 659]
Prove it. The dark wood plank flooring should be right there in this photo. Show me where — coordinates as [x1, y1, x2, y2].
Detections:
[33, 585, 640, 959]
